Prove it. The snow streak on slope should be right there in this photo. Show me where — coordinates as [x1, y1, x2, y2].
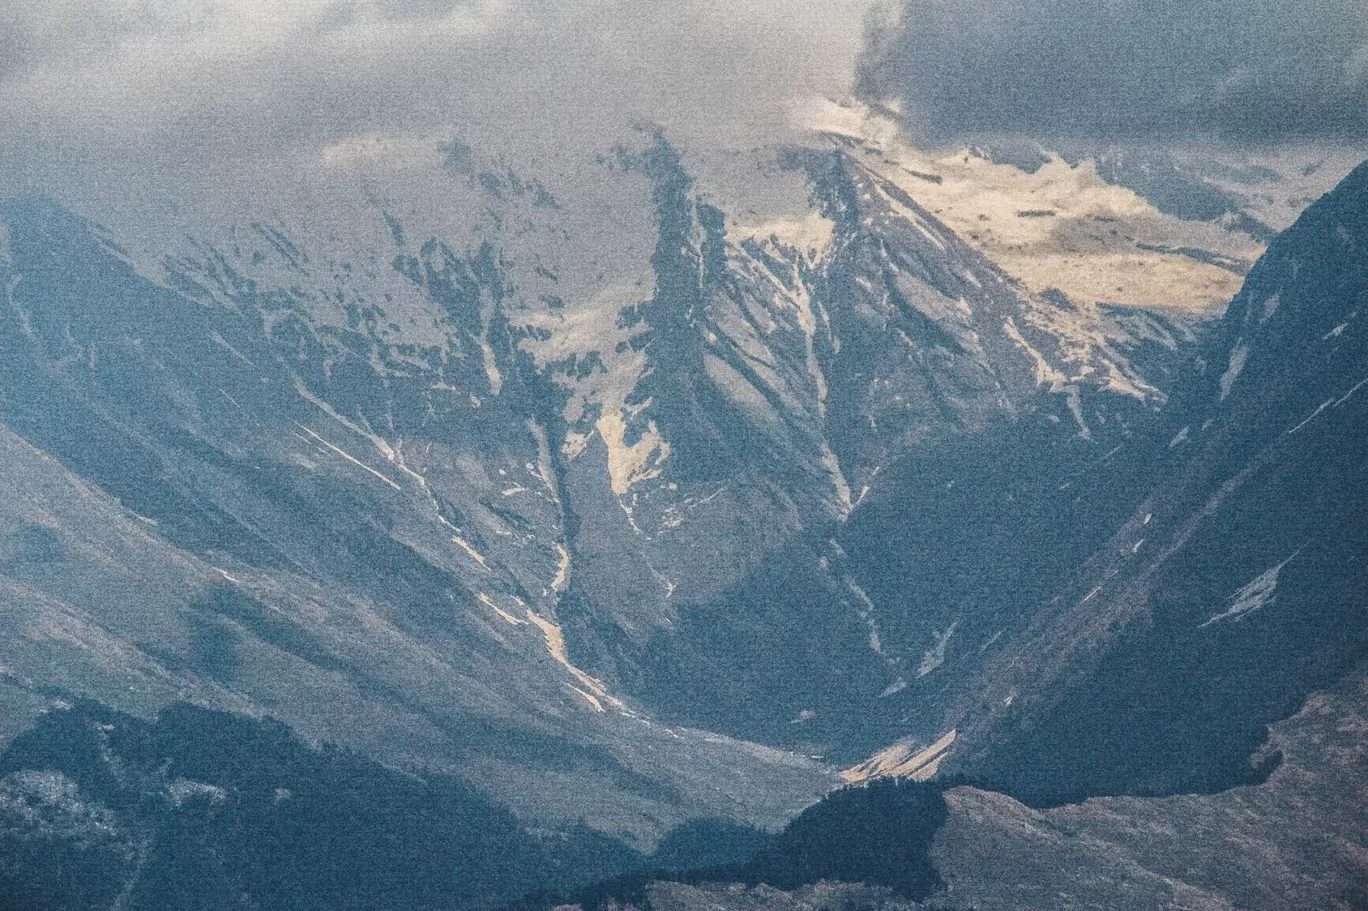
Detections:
[841, 730, 958, 784]
[1199, 552, 1299, 628]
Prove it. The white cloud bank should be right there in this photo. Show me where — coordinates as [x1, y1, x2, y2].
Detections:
[0, 0, 875, 209]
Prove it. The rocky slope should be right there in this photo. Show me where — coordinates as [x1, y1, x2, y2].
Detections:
[933, 667, 1368, 911]
[0, 116, 1221, 829]
[526, 155, 1368, 911]
[1, 99, 1358, 907]
[0, 186, 842, 845]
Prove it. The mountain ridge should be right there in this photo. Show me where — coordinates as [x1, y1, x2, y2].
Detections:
[1, 117, 1363, 910]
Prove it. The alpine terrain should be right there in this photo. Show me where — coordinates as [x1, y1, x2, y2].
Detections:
[0, 84, 1365, 911]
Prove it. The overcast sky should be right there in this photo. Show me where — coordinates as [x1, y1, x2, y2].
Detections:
[2, 0, 1365, 215]
[0, 0, 873, 209]
[860, 0, 1368, 144]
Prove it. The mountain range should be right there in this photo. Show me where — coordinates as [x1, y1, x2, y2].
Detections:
[0, 99, 1364, 910]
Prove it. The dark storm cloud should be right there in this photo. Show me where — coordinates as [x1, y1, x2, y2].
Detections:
[859, 0, 1368, 142]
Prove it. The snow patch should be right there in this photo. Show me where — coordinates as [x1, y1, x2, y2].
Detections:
[451, 534, 490, 570]
[1291, 376, 1368, 433]
[524, 609, 620, 712]
[822, 444, 853, 517]
[1220, 341, 1250, 400]
[1289, 399, 1335, 435]
[704, 354, 777, 426]
[564, 685, 604, 712]
[1260, 292, 1281, 324]
[734, 245, 851, 512]
[479, 593, 525, 626]
[841, 730, 957, 784]
[1065, 386, 1092, 441]
[527, 420, 560, 501]
[1324, 314, 1355, 340]
[292, 379, 428, 489]
[845, 578, 891, 661]
[479, 335, 503, 396]
[209, 331, 259, 369]
[168, 779, 227, 807]
[1335, 376, 1368, 408]
[551, 543, 571, 592]
[292, 425, 400, 491]
[1200, 552, 1299, 628]
[790, 96, 901, 148]
[736, 212, 835, 265]
[596, 404, 671, 497]
[916, 621, 958, 678]
[1003, 317, 1067, 390]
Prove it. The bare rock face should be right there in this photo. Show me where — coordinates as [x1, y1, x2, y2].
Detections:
[645, 881, 921, 911]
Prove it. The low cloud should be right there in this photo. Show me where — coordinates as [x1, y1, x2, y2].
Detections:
[859, 0, 1368, 143]
[0, 0, 873, 212]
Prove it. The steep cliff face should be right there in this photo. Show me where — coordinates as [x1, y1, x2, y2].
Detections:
[610, 139, 1211, 757]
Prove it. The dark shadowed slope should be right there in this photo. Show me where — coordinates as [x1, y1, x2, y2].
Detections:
[952, 158, 1368, 804]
